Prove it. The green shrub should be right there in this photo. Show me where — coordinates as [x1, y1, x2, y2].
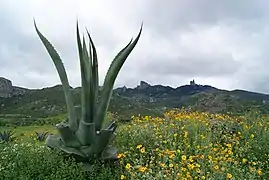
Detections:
[0, 143, 121, 179]
[34, 131, 49, 142]
[0, 130, 14, 142]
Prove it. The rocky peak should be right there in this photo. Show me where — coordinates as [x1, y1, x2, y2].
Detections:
[0, 77, 13, 98]
[190, 79, 196, 86]
[138, 81, 151, 90]
[0, 77, 28, 98]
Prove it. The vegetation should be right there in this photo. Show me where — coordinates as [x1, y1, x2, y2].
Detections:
[0, 17, 268, 180]
[35, 131, 49, 142]
[0, 109, 268, 179]
[33, 20, 143, 167]
[2, 81, 269, 124]
[0, 130, 14, 142]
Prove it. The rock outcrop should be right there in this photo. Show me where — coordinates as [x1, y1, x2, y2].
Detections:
[0, 77, 13, 98]
[0, 77, 28, 98]
[138, 81, 151, 90]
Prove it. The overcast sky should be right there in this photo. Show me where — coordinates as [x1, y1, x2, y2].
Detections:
[1, 0, 269, 94]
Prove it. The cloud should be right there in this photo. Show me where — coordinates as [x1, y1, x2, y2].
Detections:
[1, 0, 269, 94]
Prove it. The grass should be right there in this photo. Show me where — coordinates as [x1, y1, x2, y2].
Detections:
[0, 108, 268, 179]
[0, 125, 56, 142]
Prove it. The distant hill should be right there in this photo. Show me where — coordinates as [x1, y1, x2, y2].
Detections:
[1, 78, 269, 121]
[0, 77, 28, 98]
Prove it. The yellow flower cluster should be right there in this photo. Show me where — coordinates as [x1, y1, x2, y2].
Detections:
[117, 108, 268, 179]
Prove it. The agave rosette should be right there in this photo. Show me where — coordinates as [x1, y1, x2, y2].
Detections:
[34, 20, 142, 164]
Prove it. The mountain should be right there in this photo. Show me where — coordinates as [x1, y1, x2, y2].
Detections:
[0, 77, 28, 98]
[114, 80, 269, 115]
[1, 78, 269, 123]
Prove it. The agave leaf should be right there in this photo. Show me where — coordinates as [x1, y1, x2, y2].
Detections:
[56, 122, 80, 147]
[86, 29, 99, 120]
[75, 121, 95, 145]
[79, 145, 94, 157]
[59, 145, 86, 157]
[77, 24, 91, 123]
[101, 145, 118, 160]
[45, 134, 63, 149]
[76, 24, 85, 122]
[105, 120, 117, 132]
[74, 105, 82, 124]
[0, 130, 13, 142]
[95, 24, 143, 131]
[82, 38, 94, 122]
[46, 134, 86, 159]
[34, 20, 77, 132]
[109, 133, 116, 142]
[93, 129, 114, 155]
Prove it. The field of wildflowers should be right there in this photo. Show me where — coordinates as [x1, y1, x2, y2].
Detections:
[0, 108, 268, 179]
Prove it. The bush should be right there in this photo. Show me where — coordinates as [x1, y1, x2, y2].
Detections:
[0, 143, 121, 179]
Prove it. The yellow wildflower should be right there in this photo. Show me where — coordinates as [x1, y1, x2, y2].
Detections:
[169, 154, 175, 159]
[226, 173, 232, 179]
[120, 175, 126, 180]
[117, 153, 125, 159]
[184, 131, 188, 138]
[242, 158, 247, 164]
[138, 166, 147, 173]
[181, 155, 187, 161]
[160, 163, 166, 168]
[257, 169, 263, 175]
[187, 163, 195, 170]
[125, 163, 131, 170]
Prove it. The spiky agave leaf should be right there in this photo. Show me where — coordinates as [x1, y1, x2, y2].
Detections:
[45, 134, 86, 157]
[56, 122, 80, 147]
[35, 131, 49, 141]
[86, 29, 99, 120]
[93, 121, 117, 155]
[94, 23, 143, 131]
[76, 23, 91, 123]
[74, 105, 82, 124]
[0, 130, 14, 142]
[34, 20, 78, 132]
[76, 24, 99, 145]
[76, 121, 96, 145]
[101, 145, 118, 160]
[82, 38, 93, 122]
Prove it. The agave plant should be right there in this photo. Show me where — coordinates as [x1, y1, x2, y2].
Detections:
[34, 131, 49, 142]
[34, 20, 142, 165]
[0, 130, 14, 142]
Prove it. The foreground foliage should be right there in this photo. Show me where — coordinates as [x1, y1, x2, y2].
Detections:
[0, 109, 268, 179]
[0, 130, 14, 142]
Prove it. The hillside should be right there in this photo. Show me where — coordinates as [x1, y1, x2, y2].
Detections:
[1, 78, 269, 123]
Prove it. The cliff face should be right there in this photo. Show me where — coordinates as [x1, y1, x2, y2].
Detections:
[0, 77, 13, 98]
[0, 77, 28, 98]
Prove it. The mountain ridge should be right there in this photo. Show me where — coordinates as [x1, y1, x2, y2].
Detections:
[2, 76, 269, 97]
[1, 77, 269, 121]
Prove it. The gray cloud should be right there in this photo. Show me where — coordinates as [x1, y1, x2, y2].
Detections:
[1, 0, 269, 94]
[139, 0, 269, 35]
[142, 53, 239, 77]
